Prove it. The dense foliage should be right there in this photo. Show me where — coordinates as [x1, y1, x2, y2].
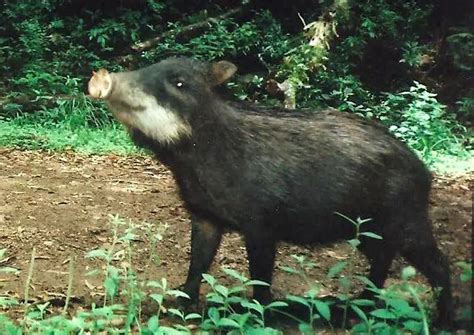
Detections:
[0, 0, 472, 167]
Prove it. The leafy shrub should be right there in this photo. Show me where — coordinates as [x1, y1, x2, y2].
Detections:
[146, 10, 290, 63]
[373, 82, 468, 163]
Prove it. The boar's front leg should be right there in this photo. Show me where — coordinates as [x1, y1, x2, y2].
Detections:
[244, 228, 276, 305]
[182, 217, 223, 304]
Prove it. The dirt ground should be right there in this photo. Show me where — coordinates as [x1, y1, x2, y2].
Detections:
[0, 149, 472, 329]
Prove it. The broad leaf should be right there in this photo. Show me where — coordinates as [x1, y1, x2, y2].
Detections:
[351, 304, 368, 323]
[314, 300, 331, 321]
[218, 317, 240, 328]
[222, 267, 247, 282]
[286, 295, 310, 307]
[265, 301, 288, 309]
[360, 232, 383, 240]
[370, 308, 397, 319]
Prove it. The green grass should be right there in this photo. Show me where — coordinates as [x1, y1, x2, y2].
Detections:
[0, 95, 138, 154]
[0, 121, 136, 154]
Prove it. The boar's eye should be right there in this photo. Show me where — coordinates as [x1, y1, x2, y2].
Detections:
[170, 76, 186, 89]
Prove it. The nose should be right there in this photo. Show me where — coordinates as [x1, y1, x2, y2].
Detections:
[88, 69, 113, 99]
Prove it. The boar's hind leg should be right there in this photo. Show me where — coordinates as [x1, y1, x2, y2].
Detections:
[244, 229, 276, 304]
[359, 240, 397, 289]
[401, 231, 453, 328]
[183, 218, 223, 304]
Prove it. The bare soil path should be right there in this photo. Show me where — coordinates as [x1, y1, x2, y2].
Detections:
[0, 149, 472, 328]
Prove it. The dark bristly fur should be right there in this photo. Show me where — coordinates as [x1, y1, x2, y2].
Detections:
[102, 57, 453, 327]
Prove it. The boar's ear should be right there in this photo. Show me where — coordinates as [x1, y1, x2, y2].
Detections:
[210, 61, 237, 86]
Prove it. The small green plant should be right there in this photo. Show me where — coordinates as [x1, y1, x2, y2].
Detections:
[457, 261, 473, 282]
[0, 248, 20, 318]
[401, 41, 427, 68]
[84, 215, 202, 334]
[329, 214, 381, 330]
[146, 278, 199, 334]
[85, 215, 139, 306]
[334, 214, 435, 334]
[89, 20, 127, 49]
[279, 255, 334, 333]
[278, 213, 438, 334]
[456, 261, 473, 322]
[349, 266, 432, 334]
[143, 221, 169, 267]
[200, 268, 284, 333]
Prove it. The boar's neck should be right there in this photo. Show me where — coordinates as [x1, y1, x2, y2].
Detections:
[131, 99, 247, 211]
[131, 99, 245, 170]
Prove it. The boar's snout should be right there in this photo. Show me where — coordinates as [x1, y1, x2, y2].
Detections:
[88, 69, 113, 99]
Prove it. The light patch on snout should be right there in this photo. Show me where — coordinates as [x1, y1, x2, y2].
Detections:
[110, 92, 192, 145]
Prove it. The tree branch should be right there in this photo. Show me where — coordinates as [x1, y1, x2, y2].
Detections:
[131, 7, 244, 52]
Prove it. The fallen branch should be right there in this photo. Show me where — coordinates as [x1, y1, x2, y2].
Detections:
[132, 7, 243, 52]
